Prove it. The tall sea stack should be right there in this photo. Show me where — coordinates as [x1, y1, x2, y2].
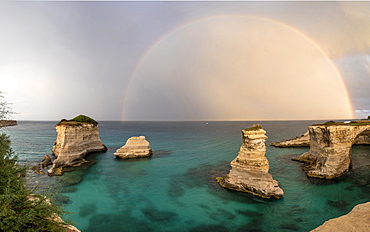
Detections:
[48, 115, 107, 175]
[216, 125, 284, 199]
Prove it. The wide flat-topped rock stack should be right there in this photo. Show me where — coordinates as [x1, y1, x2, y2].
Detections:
[216, 125, 284, 199]
[48, 115, 107, 175]
[114, 136, 152, 159]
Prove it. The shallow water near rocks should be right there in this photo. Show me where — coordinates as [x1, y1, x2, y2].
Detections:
[5, 121, 370, 232]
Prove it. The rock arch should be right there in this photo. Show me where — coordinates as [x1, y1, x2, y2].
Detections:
[294, 124, 370, 179]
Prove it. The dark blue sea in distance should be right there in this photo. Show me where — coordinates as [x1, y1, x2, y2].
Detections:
[4, 121, 370, 232]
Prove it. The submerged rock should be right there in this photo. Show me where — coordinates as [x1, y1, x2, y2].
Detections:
[293, 123, 370, 179]
[114, 136, 152, 159]
[216, 125, 284, 199]
[48, 115, 107, 176]
[311, 202, 370, 232]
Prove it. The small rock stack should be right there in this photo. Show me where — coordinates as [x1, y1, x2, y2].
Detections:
[114, 136, 152, 159]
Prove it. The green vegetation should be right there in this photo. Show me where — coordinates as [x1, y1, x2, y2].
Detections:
[0, 133, 70, 231]
[57, 114, 98, 126]
[0, 92, 71, 231]
[244, 124, 263, 131]
[314, 120, 370, 127]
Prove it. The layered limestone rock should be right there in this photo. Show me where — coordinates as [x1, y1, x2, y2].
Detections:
[311, 202, 370, 232]
[271, 131, 310, 147]
[216, 126, 284, 199]
[294, 124, 370, 179]
[114, 136, 152, 159]
[48, 119, 107, 175]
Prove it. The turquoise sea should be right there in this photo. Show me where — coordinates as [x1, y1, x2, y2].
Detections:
[4, 121, 370, 232]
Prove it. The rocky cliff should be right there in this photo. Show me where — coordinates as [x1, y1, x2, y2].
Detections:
[271, 131, 310, 147]
[0, 120, 17, 127]
[114, 136, 152, 159]
[216, 125, 284, 199]
[311, 202, 370, 232]
[48, 118, 107, 175]
[293, 123, 370, 179]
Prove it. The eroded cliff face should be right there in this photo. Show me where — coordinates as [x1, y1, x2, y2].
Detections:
[294, 125, 370, 179]
[216, 128, 284, 199]
[114, 136, 152, 159]
[48, 122, 107, 175]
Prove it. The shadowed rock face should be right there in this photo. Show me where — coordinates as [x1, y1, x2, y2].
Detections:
[216, 128, 284, 199]
[114, 136, 152, 159]
[48, 122, 107, 175]
[294, 125, 370, 179]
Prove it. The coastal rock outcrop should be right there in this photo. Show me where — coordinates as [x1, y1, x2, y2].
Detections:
[293, 122, 370, 179]
[0, 120, 17, 127]
[311, 202, 370, 232]
[271, 131, 310, 147]
[48, 116, 107, 175]
[216, 125, 284, 199]
[114, 136, 152, 159]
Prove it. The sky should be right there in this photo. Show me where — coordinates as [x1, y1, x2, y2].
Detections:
[1, 1, 370, 121]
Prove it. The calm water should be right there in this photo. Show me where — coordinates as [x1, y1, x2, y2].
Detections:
[4, 121, 370, 232]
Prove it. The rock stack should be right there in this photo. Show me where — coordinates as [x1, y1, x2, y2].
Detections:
[48, 116, 107, 175]
[216, 125, 284, 199]
[114, 136, 152, 159]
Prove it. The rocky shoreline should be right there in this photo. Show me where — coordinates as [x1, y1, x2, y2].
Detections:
[0, 120, 17, 127]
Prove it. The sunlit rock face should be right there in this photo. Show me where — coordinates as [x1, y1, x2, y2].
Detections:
[311, 202, 370, 232]
[48, 122, 107, 175]
[294, 124, 370, 179]
[114, 136, 152, 159]
[216, 127, 284, 199]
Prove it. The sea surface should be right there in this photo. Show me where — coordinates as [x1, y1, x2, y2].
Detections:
[3, 121, 370, 232]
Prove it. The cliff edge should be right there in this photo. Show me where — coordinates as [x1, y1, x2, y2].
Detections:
[216, 125, 284, 199]
[48, 115, 107, 175]
[311, 202, 370, 232]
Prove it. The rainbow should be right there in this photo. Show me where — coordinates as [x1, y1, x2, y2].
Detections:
[121, 14, 353, 121]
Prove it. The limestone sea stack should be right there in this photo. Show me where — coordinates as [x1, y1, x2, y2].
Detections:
[114, 136, 152, 159]
[216, 125, 284, 199]
[48, 115, 107, 175]
[293, 121, 370, 179]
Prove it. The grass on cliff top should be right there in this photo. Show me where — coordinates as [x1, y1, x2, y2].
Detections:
[57, 115, 98, 126]
[313, 120, 370, 127]
[244, 124, 263, 131]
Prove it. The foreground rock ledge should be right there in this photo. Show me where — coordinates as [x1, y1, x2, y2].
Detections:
[293, 123, 370, 179]
[311, 202, 370, 232]
[114, 136, 152, 159]
[216, 126, 284, 199]
[48, 118, 107, 175]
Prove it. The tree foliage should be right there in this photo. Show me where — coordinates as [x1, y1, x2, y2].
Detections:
[0, 134, 69, 231]
[0, 92, 15, 120]
[0, 94, 70, 231]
